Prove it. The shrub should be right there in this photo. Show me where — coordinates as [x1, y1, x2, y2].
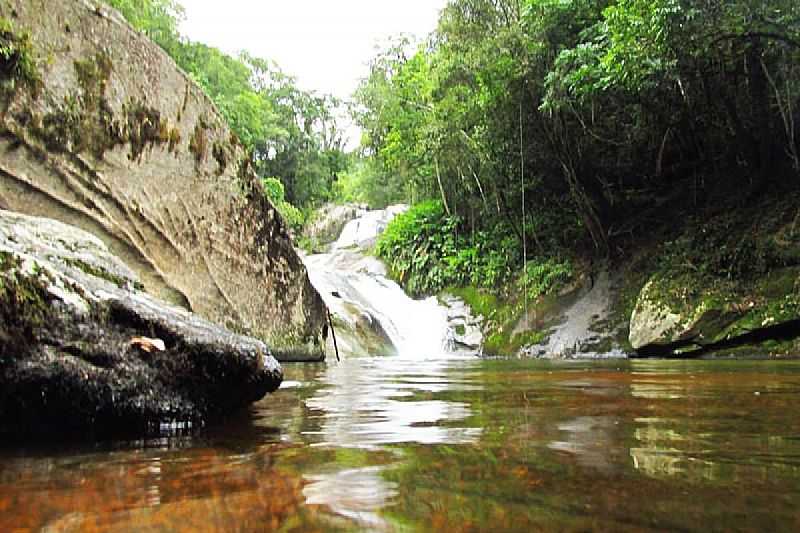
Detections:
[261, 177, 304, 231]
[376, 200, 530, 296]
[517, 258, 574, 300]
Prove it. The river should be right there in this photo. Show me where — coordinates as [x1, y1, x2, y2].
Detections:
[2, 357, 800, 531]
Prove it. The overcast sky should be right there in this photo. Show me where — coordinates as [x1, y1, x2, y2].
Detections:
[179, 0, 447, 101]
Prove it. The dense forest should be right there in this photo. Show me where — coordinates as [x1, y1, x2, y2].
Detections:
[109, 0, 799, 321]
[358, 0, 800, 299]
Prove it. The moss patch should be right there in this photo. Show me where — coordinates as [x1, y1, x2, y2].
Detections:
[62, 257, 142, 290]
[0, 251, 52, 357]
[0, 16, 40, 104]
[167, 127, 181, 153]
[446, 286, 534, 355]
[629, 206, 800, 355]
[125, 100, 168, 161]
[212, 141, 228, 174]
[189, 122, 207, 163]
[26, 51, 173, 161]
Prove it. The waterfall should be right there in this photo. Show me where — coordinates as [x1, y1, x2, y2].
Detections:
[302, 206, 454, 358]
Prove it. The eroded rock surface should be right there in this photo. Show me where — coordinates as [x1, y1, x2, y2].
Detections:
[0, 209, 282, 437]
[0, 0, 326, 360]
[440, 294, 483, 352]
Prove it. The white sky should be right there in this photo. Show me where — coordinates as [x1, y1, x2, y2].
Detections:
[179, 0, 447, 101]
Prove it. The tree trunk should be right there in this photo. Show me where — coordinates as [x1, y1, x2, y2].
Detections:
[748, 36, 774, 185]
[435, 158, 451, 216]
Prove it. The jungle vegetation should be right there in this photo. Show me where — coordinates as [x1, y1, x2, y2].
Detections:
[358, 0, 800, 297]
[108, 0, 800, 300]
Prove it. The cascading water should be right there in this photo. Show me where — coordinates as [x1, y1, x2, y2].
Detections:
[302, 206, 456, 358]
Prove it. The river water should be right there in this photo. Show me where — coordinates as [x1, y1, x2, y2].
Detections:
[2, 356, 800, 532]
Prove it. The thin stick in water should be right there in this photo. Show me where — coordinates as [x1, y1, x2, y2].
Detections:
[327, 309, 341, 362]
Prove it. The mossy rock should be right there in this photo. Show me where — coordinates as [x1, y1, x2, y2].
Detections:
[630, 267, 800, 356]
[0, 210, 284, 438]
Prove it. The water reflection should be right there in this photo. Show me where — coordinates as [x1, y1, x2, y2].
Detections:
[277, 353, 482, 528]
[548, 416, 620, 473]
[303, 466, 397, 530]
[3, 359, 800, 531]
[299, 355, 483, 449]
[0, 444, 307, 532]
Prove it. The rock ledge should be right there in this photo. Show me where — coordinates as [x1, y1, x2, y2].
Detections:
[0, 210, 282, 437]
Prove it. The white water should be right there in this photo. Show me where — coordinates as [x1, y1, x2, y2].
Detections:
[303, 206, 453, 358]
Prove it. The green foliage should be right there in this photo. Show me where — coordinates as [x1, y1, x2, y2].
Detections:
[333, 158, 407, 208]
[261, 177, 304, 231]
[105, 0, 349, 211]
[357, 0, 800, 268]
[0, 16, 40, 98]
[657, 196, 800, 282]
[376, 200, 453, 295]
[518, 258, 574, 301]
[261, 177, 285, 205]
[104, 0, 184, 54]
[377, 200, 535, 296]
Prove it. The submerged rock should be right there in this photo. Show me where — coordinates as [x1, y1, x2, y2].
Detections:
[0, 210, 282, 437]
[0, 0, 326, 360]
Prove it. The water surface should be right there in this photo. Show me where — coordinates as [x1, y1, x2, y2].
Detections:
[3, 356, 800, 531]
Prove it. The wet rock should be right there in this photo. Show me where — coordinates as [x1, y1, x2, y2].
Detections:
[333, 205, 408, 251]
[0, 0, 326, 361]
[439, 295, 483, 352]
[0, 210, 282, 437]
[306, 250, 397, 358]
[517, 270, 628, 359]
[303, 205, 451, 358]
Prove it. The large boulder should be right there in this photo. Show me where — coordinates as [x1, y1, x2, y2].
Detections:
[629, 269, 800, 356]
[0, 0, 326, 360]
[0, 209, 282, 437]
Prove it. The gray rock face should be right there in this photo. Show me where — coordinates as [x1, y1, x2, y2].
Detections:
[628, 278, 697, 352]
[0, 0, 326, 360]
[0, 210, 282, 437]
[301, 203, 368, 252]
[440, 295, 483, 352]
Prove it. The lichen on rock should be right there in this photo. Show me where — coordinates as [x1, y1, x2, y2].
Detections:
[629, 267, 800, 357]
